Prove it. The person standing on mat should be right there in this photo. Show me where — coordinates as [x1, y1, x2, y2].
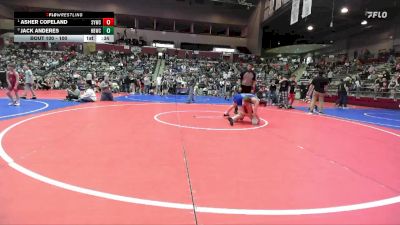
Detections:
[6, 63, 20, 106]
[278, 75, 290, 109]
[21, 65, 37, 100]
[186, 74, 196, 104]
[337, 78, 349, 109]
[269, 76, 278, 105]
[288, 75, 297, 109]
[308, 71, 329, 114]
[239, 64, 256, 94]
[100, 76, 114, 101]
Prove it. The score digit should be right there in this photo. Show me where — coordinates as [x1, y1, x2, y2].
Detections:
[102, 18, 114, 26]
[102, 26, 114, 34]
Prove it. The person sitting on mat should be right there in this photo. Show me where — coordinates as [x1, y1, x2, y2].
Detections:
[78, 84, 97, 102]
[65, 84, 80, 101]
[224, 93, 260, 126]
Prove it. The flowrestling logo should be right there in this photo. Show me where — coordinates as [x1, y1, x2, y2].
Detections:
[365, 11, 388, 19]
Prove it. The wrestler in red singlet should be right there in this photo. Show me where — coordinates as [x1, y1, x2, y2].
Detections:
[6, 64, 20, 106]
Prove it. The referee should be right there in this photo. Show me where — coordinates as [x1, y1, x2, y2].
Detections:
[239, 64, 256, 94]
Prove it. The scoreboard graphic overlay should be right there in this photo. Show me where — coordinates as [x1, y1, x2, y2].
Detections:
[14, 12, 115, 43]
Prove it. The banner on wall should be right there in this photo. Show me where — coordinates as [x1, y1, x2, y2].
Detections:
[302, 0, 312, 18]
[269, 0, 275, 16]
[290, 0, 300, 25]
[275, 0, 282, 10]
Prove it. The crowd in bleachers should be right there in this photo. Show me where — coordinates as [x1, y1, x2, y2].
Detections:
[156, 56, 299, 100]
[298, 58, 400, 99]
[49, 51, 157, 92]
[0, 46, 73, 89]
[2, 44, 399, 104]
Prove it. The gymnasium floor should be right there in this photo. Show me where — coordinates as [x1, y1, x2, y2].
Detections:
[0, 90, 399, 224]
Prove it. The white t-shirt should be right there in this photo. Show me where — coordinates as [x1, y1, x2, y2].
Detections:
[156, 76, 162, 85]
[86, 73, 93, 81]
[81, 88, 97, 101]
[24, 69, 34, 84]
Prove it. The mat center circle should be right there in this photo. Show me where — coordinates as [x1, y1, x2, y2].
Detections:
[154, 110, 269, 131]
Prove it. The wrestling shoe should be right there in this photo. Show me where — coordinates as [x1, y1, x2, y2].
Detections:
[228, 117, 234, 126]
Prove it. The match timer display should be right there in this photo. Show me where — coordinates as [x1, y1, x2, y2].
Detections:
[14, 12, 115, 43]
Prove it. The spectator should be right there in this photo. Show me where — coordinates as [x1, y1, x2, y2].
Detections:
[129, 74, 136, 94]
[54, 79, 60, 89]
[123, 74, 130, 93]
[278, 75, 290, 109]
[186, 74, 196, 104]
[65, 84, 80, 101]
[86, 72, 93, 86]
[381, 78, 389, 97]
[256, 86, 268, 106]
[143, 74, 151, 94]
[327, 70, 333, 83]
[269, 76, 278, 105]
[337, 79, 349, 108]
[299, 82, 308, 100]
[288, 75, 297, 109]
[156, 75, 162, 95]
[388, 77, 397, 99]
[161, 78, 169, 96]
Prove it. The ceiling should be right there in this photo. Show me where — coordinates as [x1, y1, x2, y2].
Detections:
[262, 0, 400, 47]
[176, 0, 260, 9]
[0, 0, 259, 27]
[265, 44, 330, 54]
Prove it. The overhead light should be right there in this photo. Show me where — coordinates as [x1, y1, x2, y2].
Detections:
[307, 25, 314, 31]
[152, 42, 174, 48]
[361, 20, 368, 25]
[330, 40, 334, 43]
[213, 47, 236, 53]
[340, 7, 349, 14]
